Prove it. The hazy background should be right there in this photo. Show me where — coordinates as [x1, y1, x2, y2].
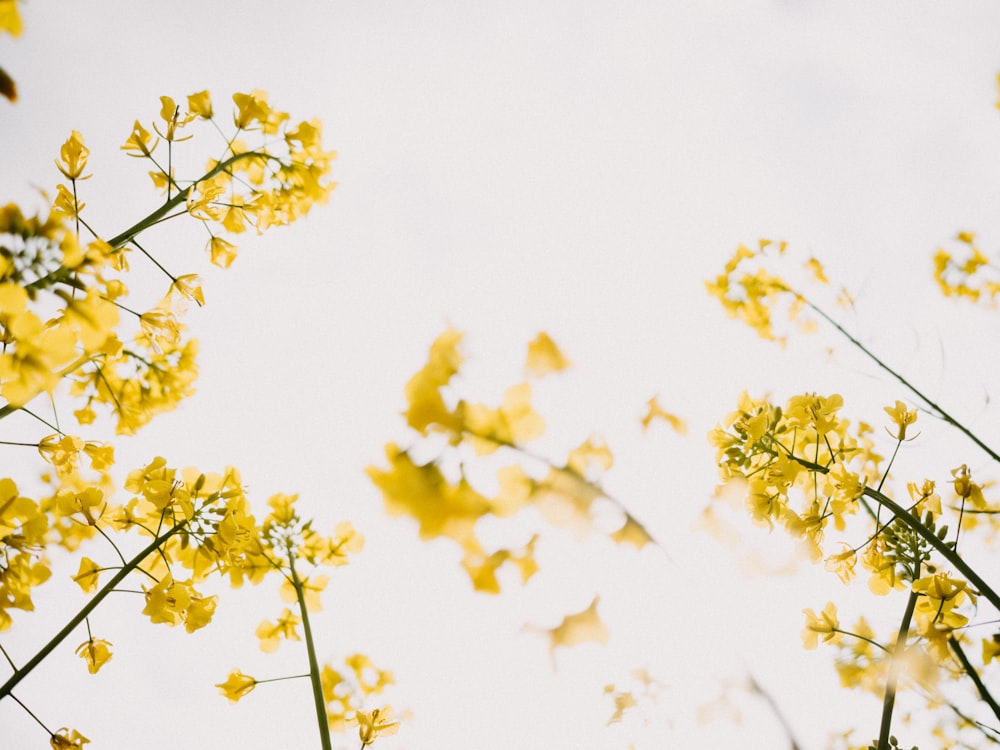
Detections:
[3, 2, 1000, 748]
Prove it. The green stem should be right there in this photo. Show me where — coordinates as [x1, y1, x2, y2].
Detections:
[861, 485, 1000, 612]
[787, 455, 1000, 612]
[877, 590, 918, 750]
[0, 520, 187, 700]
[949, 636, 1000, 724]
[802, 297, 1000, 466]
[105, 151, 267, 250]
[289, 554, 333, 750]
[0, 150, 273, 423]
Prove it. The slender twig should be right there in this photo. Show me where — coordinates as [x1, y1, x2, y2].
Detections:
[949, 636, 1000, 724]
[786, 454, 1000, 612]
[800, 296, 1000, 466]
[747, 674, 802, 750]
[289, 550, 333, 750]
[878, 590, 919, 750]
[0, 520, 188, 700]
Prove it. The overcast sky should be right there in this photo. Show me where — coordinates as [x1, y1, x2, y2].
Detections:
[4, 3, 1000, 749]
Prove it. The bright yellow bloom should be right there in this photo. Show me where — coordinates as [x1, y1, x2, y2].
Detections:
[55, 130, 90, 180]
[785, 392, 844, 437]
[641, 395, 687, 433]
[187, 90, 213, 119]
[353, 705, 400, 747]
[802, 602, 841, 649]
[803, 256, 828, 283]
[205, 235, 238, 268]
[912, 572, 974, 632]
[545, 597, 610, 653]
[824, 544, 857, 584]
[984, 633, 1000, 665]
[256, 608, 301, 652]
[121, 120, 158, 157]
[950, 464, 986, 508]
[169, 274, 205, 306]
[0, 0, 22, 36]
[75, 638, 113, 673]
[216, 670, 256, 702]
[883, 400, 917, 440]
[524, 331, 571, 376]
[280, 573, 328, 612]
[73, 557, 101, 593]
[232, 90, 287, 133]
[50, 728, 89, 749]
[403, 327, 463, 434]
[142, 575, 217, 631]
[154, 96, 194, 141]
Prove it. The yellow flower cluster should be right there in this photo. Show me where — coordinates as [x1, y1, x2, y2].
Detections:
[712, 389, 1000, 729]
[705, 240, 829, 343]
[368, 328, 650, 594]
[933, 232, 1000, 304]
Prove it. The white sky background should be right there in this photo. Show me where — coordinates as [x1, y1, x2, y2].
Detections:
[3, 2, 1000, 748]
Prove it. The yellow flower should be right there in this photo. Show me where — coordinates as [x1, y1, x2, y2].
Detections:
[55, 130, 90, 180]
[984, 633, 1000, 665]
[75, 638, 113, 674]
[255, 608, 301, 653]
[73, 557, 101, 593]
[524, 331, 571, 376]
[154, 96, 194, 142]
[641, 395, 687, 433]
[121, 120, 158, 157]
[883, 400, 917, 440]
[0, 0, 23, 38]
[951, 464, 986, 508]
[207, 236, 238, 268]
[216, 670, 256, 702]
[169, 274, 205, 306]
[187, 90, 213, 119]
[824, 543, 857, 584]
[912, 572, 974, 632]
[50, 728, 89, 749]
[280, 574, 328, 612]
[802, 602, 841, 649]
[353, 705, 400, 747]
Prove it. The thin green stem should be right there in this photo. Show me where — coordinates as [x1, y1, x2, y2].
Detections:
[106, 150, 267, 250]
[801, 296, 1000, 466]
[289, 552, 333, 750]
[861, 485, 1000, 611]
[949, 636, 1000, 725]
[254, 673, 312, 685]
[786, 454, 1000, 612]
[877, 590, 918, 750]
[0, 643, 17, 671]
[8, 692, 51, 734]
[130, 237, 177, 284]
[0, 520, 188, 700]
[460, 428, 670, 559]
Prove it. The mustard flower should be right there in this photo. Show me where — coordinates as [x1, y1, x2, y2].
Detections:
[216, 670, 256, 702]
[883, 400, 917, 440]
[50, 728, 89, 749]
[187, 90, 213, 119]
[802, 602, 841, 649]
[75, 638, 113, 674]
[353, 705, 400, 747]
[55, 130, 90, 180]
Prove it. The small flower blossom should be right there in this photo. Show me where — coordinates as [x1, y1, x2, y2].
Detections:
[802, 602, 841, 649]
[55, 131, 90, 180]
[75, 638, 113, 673]
[216, 670, 256, 702]
[353, 705, 400, 747]
[883, 400, 917, 440]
